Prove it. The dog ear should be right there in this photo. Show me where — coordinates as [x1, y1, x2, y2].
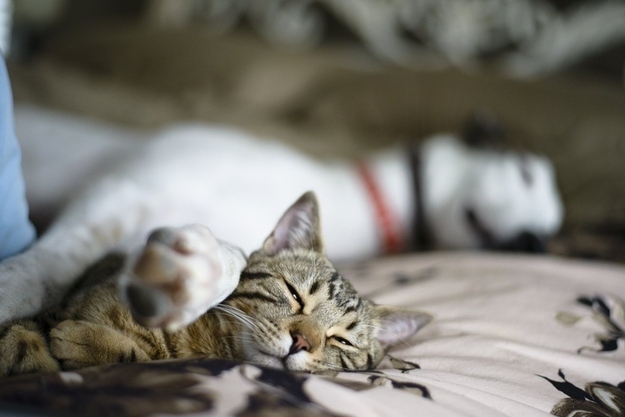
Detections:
[261, 191, 324, 256]
[462, 111, 506, 149]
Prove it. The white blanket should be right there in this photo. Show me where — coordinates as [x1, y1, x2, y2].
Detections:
[320, 253, 625, 416]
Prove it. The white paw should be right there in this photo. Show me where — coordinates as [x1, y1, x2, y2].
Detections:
[121, 224, 239, 330]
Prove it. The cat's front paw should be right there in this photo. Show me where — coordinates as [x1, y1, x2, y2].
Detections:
[121, 225, 243, 331]
[50, 320, 150, 370]
[50, 320, 102, 370]
[0, 320, 60, 377]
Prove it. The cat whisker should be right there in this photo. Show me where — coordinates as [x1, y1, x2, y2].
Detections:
[249, 319, 277, 342]
[213, 305, 259, 330]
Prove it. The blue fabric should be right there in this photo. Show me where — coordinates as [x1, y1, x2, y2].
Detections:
[0, 55, 35, 260]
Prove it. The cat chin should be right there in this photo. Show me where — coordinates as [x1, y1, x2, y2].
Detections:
[246, 350, 315, 372]
[247, 351, 286, 370]
[281, 354, 314, 372]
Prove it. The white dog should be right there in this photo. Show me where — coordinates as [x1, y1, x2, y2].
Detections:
[0, 106, 562, 325]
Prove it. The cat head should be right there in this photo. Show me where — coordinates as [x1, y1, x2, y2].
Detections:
[225, 191, 431, 372]
[422, 114, 563, 253]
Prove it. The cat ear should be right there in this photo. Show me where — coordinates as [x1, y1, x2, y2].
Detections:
[374, 306, 432, 350]
[462, 110, 506, 149]
[261, 191, 324, 256]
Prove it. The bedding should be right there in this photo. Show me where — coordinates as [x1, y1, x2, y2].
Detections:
[1, 252, 623, 416]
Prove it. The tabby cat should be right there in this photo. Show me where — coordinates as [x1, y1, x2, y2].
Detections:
[0, 192, 431, 377]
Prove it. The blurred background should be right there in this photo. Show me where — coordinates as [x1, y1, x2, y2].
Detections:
[2, 0, 625, 262]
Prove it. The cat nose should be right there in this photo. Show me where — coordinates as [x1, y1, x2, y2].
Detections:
[499, 231, 546, 254]
[289, 332, 311, 355]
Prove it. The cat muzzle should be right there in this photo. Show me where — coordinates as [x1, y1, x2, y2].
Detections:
[494, 231, 547, 254]
[289, 332, 311, 355]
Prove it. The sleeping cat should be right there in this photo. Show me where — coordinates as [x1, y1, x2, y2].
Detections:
[0, 192, 430, 377]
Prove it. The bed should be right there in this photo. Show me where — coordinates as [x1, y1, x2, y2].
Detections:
[1, 252, 623, 416]
[3, 10, 625, 415]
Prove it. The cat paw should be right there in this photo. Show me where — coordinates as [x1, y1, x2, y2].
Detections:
[0, 320, 60, 377]
[50, 320, 150, 369]
[121, 224, 241, 330]
[50, 320, 99, 370]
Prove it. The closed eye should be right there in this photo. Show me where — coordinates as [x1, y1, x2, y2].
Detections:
[332, 336, 353, 347]
[284, 281, 304, 311]
[464, 207, 494, 247]
[519, 157, 533, 187]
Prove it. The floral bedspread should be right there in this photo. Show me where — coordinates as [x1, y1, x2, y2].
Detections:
[0, 253, 623, 417]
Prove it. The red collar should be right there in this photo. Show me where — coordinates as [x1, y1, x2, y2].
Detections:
[356, 161, 403, 254]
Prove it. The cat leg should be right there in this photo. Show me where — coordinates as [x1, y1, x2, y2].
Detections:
[50, 319, 152, 370]
[119, 224, 247, 331]
[0, 179, 163, 324]
[0, 319, 60, 377]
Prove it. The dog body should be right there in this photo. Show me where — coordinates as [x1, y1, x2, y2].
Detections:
[0, 106, 562, 323]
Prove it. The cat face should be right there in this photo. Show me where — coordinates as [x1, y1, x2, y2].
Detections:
[224, 192, 431, 372]
[422, 135, 562, 252]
